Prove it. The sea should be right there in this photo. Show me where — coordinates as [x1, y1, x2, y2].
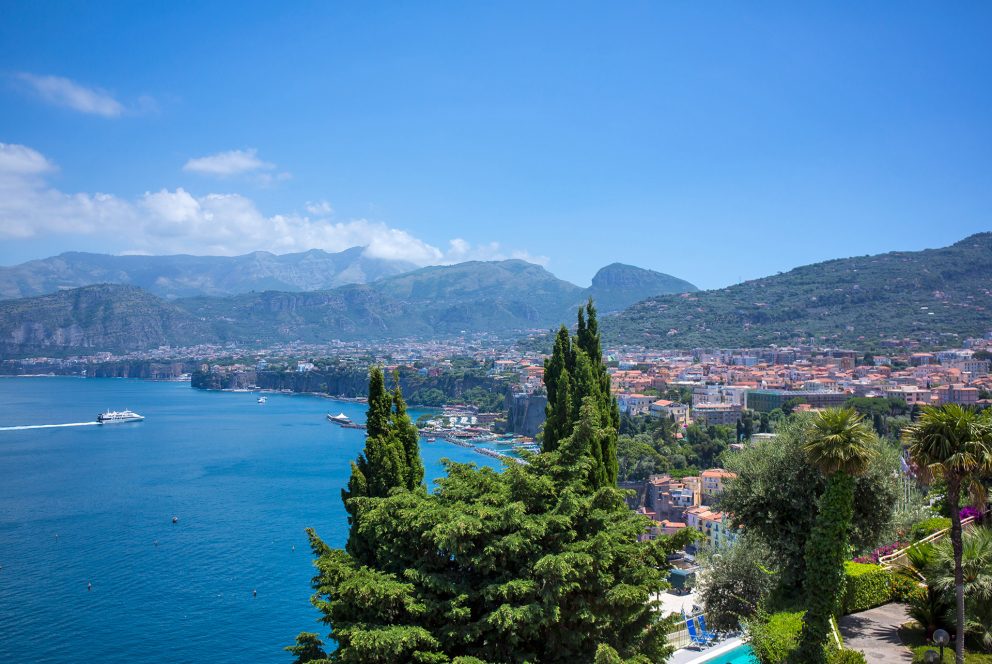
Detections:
[0, 376, 502, 663]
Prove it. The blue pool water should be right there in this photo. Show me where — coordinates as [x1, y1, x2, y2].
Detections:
[0, 377, 501, 663]
[702, 643, 758, 663]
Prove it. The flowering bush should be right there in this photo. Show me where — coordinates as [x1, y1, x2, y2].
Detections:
[960, 505, 982, 523]
[854, 541, 907, 565]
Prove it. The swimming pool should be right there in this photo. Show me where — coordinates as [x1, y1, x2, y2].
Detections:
[699, 643, 758, 663]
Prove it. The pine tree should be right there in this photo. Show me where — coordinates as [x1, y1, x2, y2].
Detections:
[543, 325, 573, 451]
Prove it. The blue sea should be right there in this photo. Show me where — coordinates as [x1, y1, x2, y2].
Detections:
[0, 377, 501, 663]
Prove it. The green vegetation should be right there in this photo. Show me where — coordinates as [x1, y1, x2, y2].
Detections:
[910, 517, 953, 543]
[900, 625, 992, 663]
[616, 413, 735, 481]
[747, 610, 804, 664]
[605, 232, 992, 350]
[296, 311, 694, 662]
[904, 405, 992, 663]
[697, 533, 776, 630]
[841, 562, 892, 615]
[720, 417, 898, 590]
[542, 300, 618, 488]
[796, 409, 877, 663]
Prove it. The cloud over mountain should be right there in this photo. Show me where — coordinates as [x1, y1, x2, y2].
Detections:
[0, 142, 539, 266]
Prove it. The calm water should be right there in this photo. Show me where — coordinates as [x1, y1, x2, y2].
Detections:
[0, 377, 500, 663]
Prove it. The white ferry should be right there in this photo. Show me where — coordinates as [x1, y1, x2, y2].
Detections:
[326, 412, 352, 424]
[97, 409, 144, 424]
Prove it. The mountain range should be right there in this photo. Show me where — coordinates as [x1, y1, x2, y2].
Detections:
[603, 232, 992, 350]
[0, 247, 418, 299]
[0, 258, 697, 356]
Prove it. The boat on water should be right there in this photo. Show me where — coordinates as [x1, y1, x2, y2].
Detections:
[426, 437, 437, 442]
[257, 396, 267, 404]
[97, 409, 144, 424]
[327, 412, 352, 424]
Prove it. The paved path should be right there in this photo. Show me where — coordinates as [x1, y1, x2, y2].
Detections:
[838, 603, 913, 663]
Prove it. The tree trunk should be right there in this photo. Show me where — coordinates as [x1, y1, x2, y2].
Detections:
[949, 479, 965, 664]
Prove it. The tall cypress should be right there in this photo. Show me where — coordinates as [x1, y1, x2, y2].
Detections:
[391, 372, 424, 490]
[541, 300, 619, 487]
[342, 366, 416, 563]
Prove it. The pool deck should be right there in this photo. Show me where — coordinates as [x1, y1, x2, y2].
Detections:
[670, 637, 745, 664]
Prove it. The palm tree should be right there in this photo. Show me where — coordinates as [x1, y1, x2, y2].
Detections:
[904, 404, 992, 664]
[796, 408, 877, 663]
[935, 526, 992, 651]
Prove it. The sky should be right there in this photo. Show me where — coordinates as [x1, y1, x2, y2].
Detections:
[1, 2, 990, 290]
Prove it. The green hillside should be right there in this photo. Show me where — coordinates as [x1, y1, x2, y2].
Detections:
[605, 233, 992, 350]
[0, 284, 217, 356]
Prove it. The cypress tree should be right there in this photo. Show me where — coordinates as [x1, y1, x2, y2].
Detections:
[541, 300, 619, 487]
[390, 372, 424, 490]
[341, 366, 416, 563]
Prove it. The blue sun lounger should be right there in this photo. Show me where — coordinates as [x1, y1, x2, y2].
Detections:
[682, 610, 712, 648]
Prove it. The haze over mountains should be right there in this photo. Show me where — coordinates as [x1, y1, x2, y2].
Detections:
[0, 248, 418, 299]
[3, 234, 990, 357]
[0, 257, 697, 355]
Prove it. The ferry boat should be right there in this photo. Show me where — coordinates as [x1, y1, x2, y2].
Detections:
[97, 409, 144, 424]
[327, 412, 352, 424]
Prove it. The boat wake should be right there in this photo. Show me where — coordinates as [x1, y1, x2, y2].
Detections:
[0, 421, 100, 431]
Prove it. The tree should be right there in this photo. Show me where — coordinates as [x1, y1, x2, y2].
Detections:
[284, 633, 328, 664]
[698, 532, 776, 630]
[903, 405, 992, 664]
[303, 400, 695, 662]
[340, 366, 421, 564]
[795, 409, 877, 663]
[721, 416, 897, 591]
[542, 300, 618, 488]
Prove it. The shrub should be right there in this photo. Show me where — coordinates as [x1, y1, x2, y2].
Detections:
[827, 648, 868, 664]
[698, 533, 776, 630]
[853, 541, 906, 564]
[841, 562, 892, 614]
[908, 517, 950, 543]
[960, 505, 982, 523]
[889, 573, 921, 603]
[747, 610, 804, 664]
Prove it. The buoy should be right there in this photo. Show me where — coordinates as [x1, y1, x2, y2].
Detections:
[252, 589, 257, 597]
[172, 516, 178, 524]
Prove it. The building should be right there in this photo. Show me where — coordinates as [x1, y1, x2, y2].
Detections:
[936, 384, 980, 406]
[649, 400, 690, 426]
[745, 389, 849, 413]
[691, 403, 743, 426]
[884, 386, 934, 406]
[700, 468, 735, 503]
[685, 506, 737, 549]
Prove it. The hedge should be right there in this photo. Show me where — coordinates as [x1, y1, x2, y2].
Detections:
[908, 517, 951, 543]
[747, 609, 868, 664]
[748, 611, 804, 664]
[841, 562, 892, 614]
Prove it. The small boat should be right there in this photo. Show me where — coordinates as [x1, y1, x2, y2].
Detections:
[257, 396, 267, 404]
[97, 409, 144, 424]
[426, 437, 436, 442]
[327, 412, 352, 424]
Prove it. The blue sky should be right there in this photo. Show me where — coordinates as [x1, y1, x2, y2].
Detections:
[1, 2, 990, 289]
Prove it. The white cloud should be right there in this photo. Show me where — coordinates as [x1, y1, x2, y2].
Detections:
[0, 142, 544, 267]
[183, 149, 275, 177]
[305, 200, 334, 216]
[17, 73, 126, 118]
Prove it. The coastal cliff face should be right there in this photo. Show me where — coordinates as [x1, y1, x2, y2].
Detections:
[506, 392, 547, 438]
[191, 366, 500, 405]
[0, 284, 216, 357]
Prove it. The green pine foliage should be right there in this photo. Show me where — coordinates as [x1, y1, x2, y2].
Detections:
[543, 300, 618, 487]
[302, 400, 694, 663]
[295, 310, 686, 662]
[341, 366, 424, 564]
